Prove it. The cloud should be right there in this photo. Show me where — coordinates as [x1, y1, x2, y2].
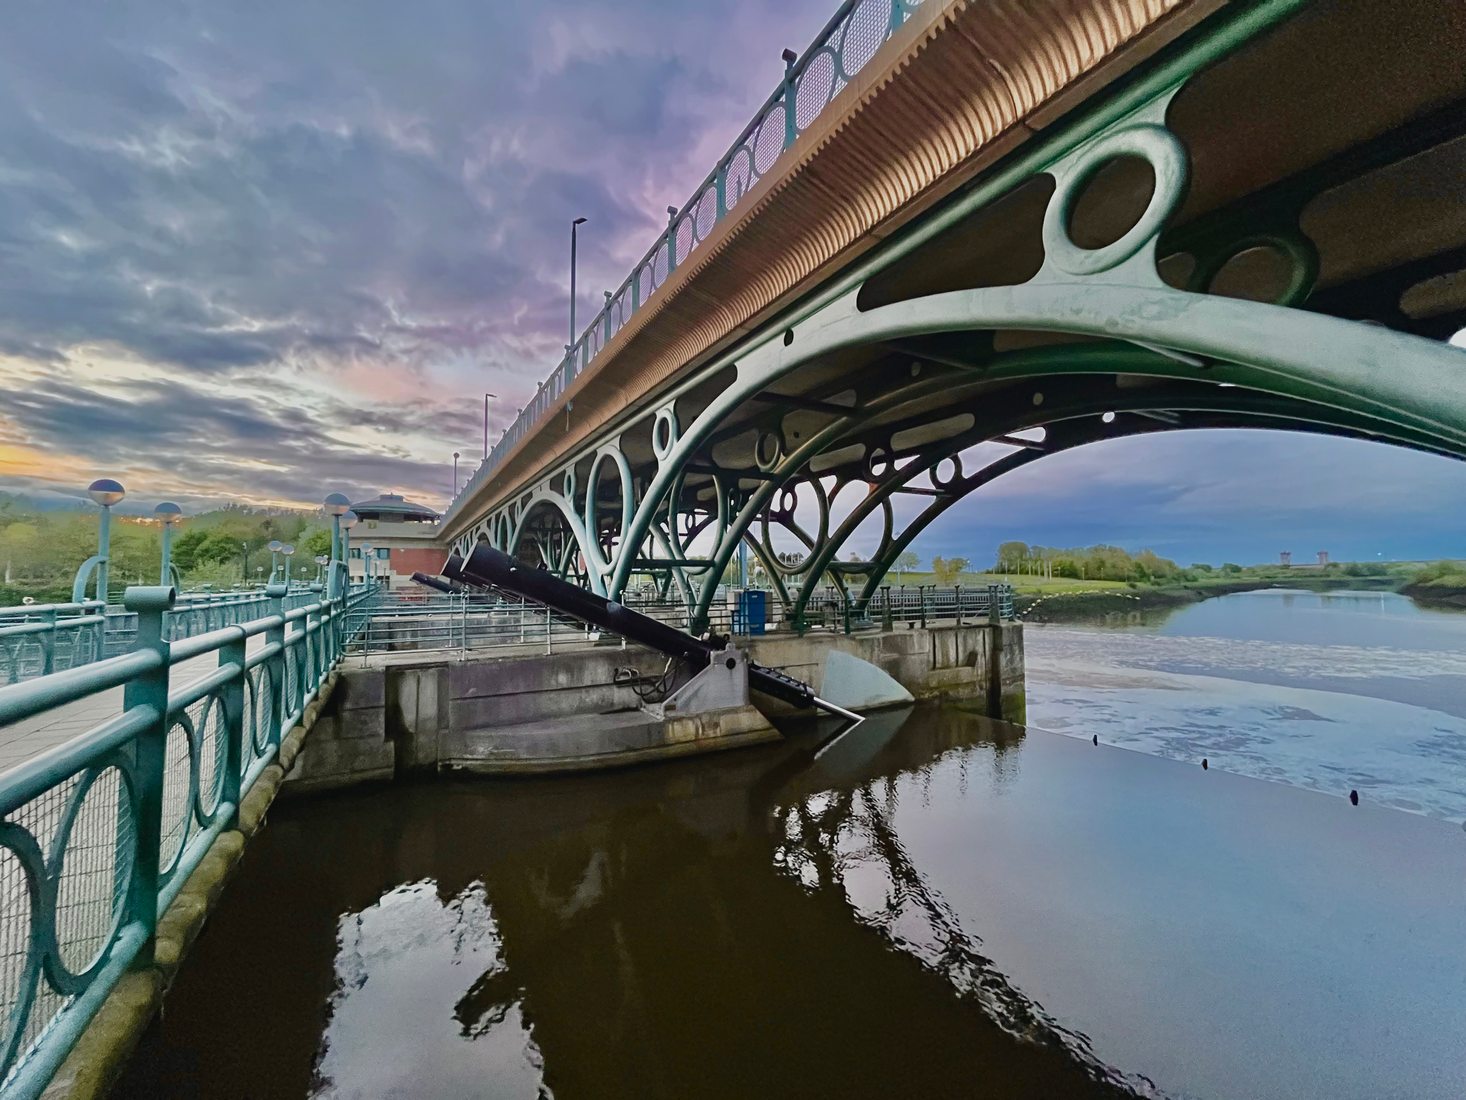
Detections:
[0, 0, 835, 505]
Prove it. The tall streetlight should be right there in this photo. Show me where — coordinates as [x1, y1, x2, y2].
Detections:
[314, 554, 329, 586]
[570, 216, 588, 347]
[453, 451, 461, 496]
[84, 478, 126, 604]
[267, 540, 284, 585]
[340, 510, 359, 588]
[154, 502, 183, 586]
[324, 492, 351, 598]
[361, 543, 375, 587]
[483, 393, 497, 461]
[281, 543, 296, 589]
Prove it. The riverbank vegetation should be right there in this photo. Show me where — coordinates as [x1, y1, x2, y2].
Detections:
[0, 495, 332, 605]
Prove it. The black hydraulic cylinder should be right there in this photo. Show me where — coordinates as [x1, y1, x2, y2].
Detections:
[452, 544, 816, 710]
[411, 572, 457, 595]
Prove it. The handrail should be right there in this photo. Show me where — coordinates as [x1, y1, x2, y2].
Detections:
[0, 587, 332, 687]
[0, 583, 377, 1097]
[444, 0, 927, 526]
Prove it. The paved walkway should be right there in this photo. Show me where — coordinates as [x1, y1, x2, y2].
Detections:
[0, 638, 265, 776]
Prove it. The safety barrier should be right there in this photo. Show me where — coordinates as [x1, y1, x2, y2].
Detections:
[345, 583, 1015, 660]
[0, 584, 375, 1097]
[0, 590, 321, 687]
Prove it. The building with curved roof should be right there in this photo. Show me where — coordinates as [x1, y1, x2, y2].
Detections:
[346, 493, 443, 589]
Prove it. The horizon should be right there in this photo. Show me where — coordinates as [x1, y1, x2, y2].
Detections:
[1, 1, 1464, 559]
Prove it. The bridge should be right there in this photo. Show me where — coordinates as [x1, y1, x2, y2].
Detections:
[3, 0, 1466, 1095]
[440, 0, 1466, 633]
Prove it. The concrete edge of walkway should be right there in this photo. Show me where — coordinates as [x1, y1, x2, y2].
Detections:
[38, 670, 342, 1100]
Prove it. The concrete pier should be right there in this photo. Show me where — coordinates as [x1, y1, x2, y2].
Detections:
[283, 622, 1023, 791]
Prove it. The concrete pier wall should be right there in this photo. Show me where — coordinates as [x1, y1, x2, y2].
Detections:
[284, 622, 1024, 792]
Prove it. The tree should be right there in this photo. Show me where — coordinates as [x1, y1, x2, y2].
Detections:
[932, 556, 970, 584]
[302, 529, 333, 559]
[894, 550, 919, 579]
[994, 541, 1029, 573]
[1221, 562, 1243, 574]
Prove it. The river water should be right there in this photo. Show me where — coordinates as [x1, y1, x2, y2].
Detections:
[1026, 589, 1466, 821]
[118, 608, 1466, 1100]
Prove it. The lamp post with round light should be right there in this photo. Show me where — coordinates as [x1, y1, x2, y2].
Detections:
[80, 478, 126, 604]
[361, 544, 374, 587]
[154, 502, 183, 587]
[267, 540, 284, 585]
[281, 544, 296, 590]
[323, 493, 351, 598]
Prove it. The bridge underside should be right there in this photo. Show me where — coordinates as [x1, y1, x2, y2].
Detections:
[453, 0, 1466, 628]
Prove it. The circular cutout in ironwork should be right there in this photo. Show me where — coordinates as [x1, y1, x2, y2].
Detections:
[756, 429, 784, 472]
[1042, 124, 1187, 277]
[933, 454, 963, 490]
[652, 406, 679, 461]
[866, 445, 891, 479]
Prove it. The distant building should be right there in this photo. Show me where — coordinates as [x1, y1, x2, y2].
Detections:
[1280, 551, 1292, 567]
[1317, 550, 1329, 566]
[348, 493, 443, 590]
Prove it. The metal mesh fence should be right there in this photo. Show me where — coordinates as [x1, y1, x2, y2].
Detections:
[1, 763, 135, 1088]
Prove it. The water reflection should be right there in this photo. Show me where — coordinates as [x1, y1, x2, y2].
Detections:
[117, 704, 1466, 1100]
[121, 710, 1148, 1099]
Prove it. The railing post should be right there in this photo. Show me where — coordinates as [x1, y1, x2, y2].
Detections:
[220, 625, 246, 829]
[882, 585, 893, 632]
[265, 583, 288, 750]
[545, 605, 552, 655]
[782, 48, 798, 149]
[919, 585, 928, 629]
[955, 584, 963, 626]
[42, 609, 57, 677]
[122, 585, 176, 967]
[664, 205, 679, 276]
[988, 583, 1002, 625]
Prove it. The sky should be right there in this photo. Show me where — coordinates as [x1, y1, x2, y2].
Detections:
[0, 0, 1463, 566]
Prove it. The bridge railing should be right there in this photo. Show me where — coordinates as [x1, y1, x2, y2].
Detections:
[449, 0, 928, 524]
[0, 585, 376, 1098]
[345, 582, 1015, 661]
[0, 589, 326, 688]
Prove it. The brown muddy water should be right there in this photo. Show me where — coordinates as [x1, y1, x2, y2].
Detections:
[116, 706, 1466, 1099]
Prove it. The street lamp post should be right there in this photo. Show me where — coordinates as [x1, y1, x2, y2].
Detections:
[341, 511, 359, 588]
[453, 451, 461, 496]
[281, 543, 295, 589]
[361, 544, 374, 587]
[267, 540, 283, 585]
[84, 478, 126, 604]
[570, 216, 587, 347]
[323, 492, 351, 598]
[154, 502, 183, 586]
[483, 393, 496, 461]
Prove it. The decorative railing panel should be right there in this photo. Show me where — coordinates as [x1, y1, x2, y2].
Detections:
[0, 585, 376, 1098]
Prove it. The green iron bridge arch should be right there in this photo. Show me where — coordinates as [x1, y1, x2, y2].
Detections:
[445, 0, 1466, 630]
